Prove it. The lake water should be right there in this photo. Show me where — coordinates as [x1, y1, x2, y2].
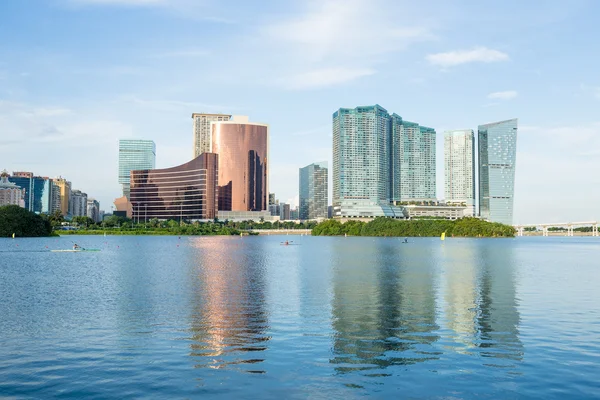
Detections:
[0, 235, 599, 399]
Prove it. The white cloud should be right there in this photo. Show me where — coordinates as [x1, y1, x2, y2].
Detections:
[487, 90, 518, 100]
[426, 47, 509, 67]
[261, 0, 432, 89]
[280, 68, 375, 90]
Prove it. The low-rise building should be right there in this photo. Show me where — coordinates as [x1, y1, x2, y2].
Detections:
[403, 203, 469, 220]
[0, 171, 25, 207]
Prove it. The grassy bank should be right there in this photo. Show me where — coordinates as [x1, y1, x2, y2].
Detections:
[312, 217, 515, 238]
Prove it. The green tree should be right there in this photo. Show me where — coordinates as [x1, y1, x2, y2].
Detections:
[0, 205, 52, 237]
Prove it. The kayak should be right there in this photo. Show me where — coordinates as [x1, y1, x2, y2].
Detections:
[50, 249, 101, 252]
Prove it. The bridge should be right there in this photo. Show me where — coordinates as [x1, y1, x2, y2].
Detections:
[514, 222, 599, 237]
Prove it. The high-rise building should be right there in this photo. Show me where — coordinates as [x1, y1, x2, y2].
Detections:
[51, 182, 61, 214]
[478, 119, 518, 225]
[0, 171, 25, 207]
[279, 203, 291, 220]
[390, 115, 436, 202]
[53, 178, 71, 216]
[69, 190, 88, 217]
[299, 161, 328, 220]
[130, 153, 219, 221]
[332, 105, 433, 218]
[118, 139, 156, 199]
[8, 173, 55, 214]
[87, 199, 101, 222]
[268, 193, 276, 205]
[444, 130, 475, 215]
[211, 116, 268, 212]
[192, 113, 231, 158]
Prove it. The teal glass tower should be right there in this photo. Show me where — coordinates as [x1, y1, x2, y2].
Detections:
[332, 105, 435, 218]
[390, 114, 436, 202]
[299, 162, 328, 220]
[118, 139, 156, 200]
[478, 119, 518, 225]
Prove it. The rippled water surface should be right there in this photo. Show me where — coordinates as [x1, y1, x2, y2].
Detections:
[0, 235, 599, 399]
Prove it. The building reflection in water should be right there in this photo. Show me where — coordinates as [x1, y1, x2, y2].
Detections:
[329, 239, 440, 373]
[186, 237, 270, 373]
[442, 240, 522, 367]
[474, 242, 523, 367]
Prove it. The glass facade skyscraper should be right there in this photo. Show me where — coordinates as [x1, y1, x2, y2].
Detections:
[444, 130, 475, 215]
[299, 161, 328, 220]
[118, 139, 156, 199]
[478, 119, 518, 225]
[332, 105, 435, 218]
[390, 115, 436, 201]
[333, 105, 390, 207]
[192, 113, 231, 158]
[8, 173, 55, 214]
[130, 153, 218, 221]
[211, 117, 268, 212]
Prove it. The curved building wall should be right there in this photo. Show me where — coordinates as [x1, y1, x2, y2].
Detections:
[211, 122, 268, 211]
[130, 153, 218, 220]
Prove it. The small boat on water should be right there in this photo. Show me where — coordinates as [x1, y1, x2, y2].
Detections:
[51, 249, 101, 253]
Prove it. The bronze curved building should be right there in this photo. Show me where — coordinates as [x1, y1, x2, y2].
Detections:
[130, 153, 218, 221]
[211, 118, 268, 211]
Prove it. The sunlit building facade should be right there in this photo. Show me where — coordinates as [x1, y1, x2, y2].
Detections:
[390, 114, 436, 202]
[478, 119, 518, 225]
[69, 190, 88, 217]
[130, 153, 218, 221]
[299, 161, 328, 220]
[192, 113, 231, 158]
[118, 139, 156, 200]
[211, 116, 268, 212]
[0, 171, 25, 207]
[53, 177, 71, 217]
[332, 105, 434, 218]
[444, 130, 475, 215]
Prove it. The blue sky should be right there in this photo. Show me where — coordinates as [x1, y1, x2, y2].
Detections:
[1, 0, 599, 224]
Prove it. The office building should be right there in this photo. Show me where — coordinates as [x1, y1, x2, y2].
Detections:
[332, 105, 434, 218]
[299, 161, 328, 220]
[279, 203, 291, 220]
[211, 116, 268, 212]
[444, 130, 476, 215]
[8, 172, 55, 214]
[192, 113, 231, 158]
[0, 171, 25, 207]
[130, 153, 218, 221]
[478, 119, 518, 225]
[53, 178, 71, 216]
[390, 115, 436, 202]
[69, 190, 88, 217]
[290, 208, 299, 221]
[87, 199, 101, 223]
[118, 139, 156, 199]
[269, 193, 276, 205]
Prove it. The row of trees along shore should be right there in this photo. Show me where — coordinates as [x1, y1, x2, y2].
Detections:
[57, 214, 318, 236]
[311, 217, 516, 238]
[0, 205, 53, 237]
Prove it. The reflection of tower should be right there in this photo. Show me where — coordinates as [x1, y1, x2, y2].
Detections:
[442, 242, 478, 351]
[475, 243, 522, 364]
[187, 238, 270, 371]
[330, 240, 439, 372]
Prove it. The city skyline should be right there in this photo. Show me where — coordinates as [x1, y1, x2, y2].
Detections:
[1, 0, 599, 224]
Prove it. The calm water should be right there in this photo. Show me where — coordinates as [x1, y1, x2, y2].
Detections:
[0, 235, 599, 399]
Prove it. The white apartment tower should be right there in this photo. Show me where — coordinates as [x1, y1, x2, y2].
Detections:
[192, 113, 231, 157]
[444, 130, 475, 215]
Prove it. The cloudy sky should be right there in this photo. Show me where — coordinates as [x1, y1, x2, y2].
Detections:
[1, 0, 599, 224]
